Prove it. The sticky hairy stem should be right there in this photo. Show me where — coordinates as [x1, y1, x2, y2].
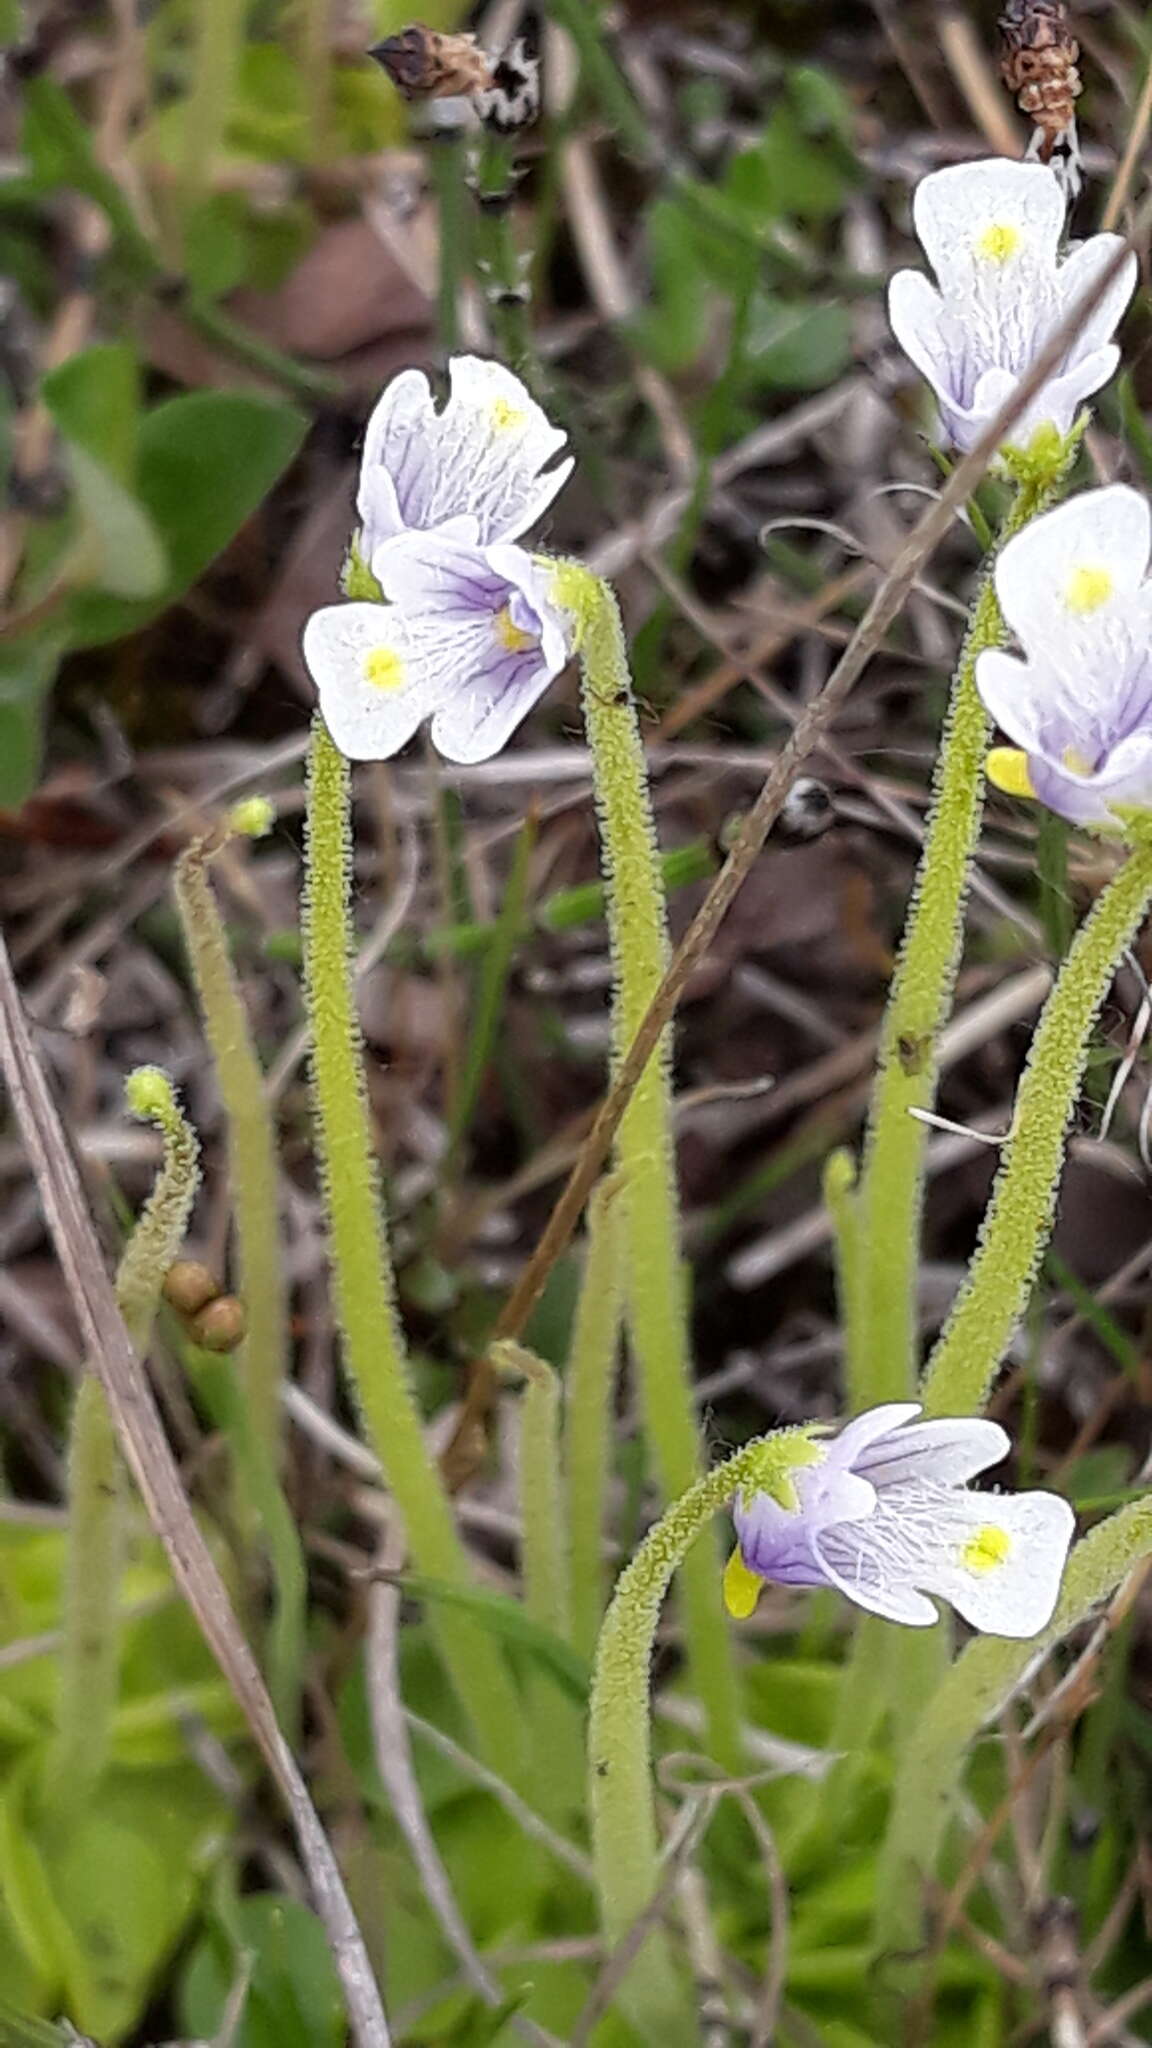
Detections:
[53, 1073, 200, 1811]
[174, 837, 286, 1471]
[491, 1341, 570, 1638]
[876, 1496, 1152, 1952]
[922, 841, 1152, 1418]
[557, 564, 743, 1768]
[852, 476, 1056, 1403]
[589, 1429, 816, 2030]
[302, 719, 522, 1766]
[565, 1178, 626, 1661]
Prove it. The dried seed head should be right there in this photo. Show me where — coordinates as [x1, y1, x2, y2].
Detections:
[162, 1259, 220, 1318]
[998, 0, 1082, 159]
[368, 24, 493, 101]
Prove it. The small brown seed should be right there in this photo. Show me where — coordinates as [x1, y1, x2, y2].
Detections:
[162, 1259, 219, 1318]
[191, 1296, 248, 1354]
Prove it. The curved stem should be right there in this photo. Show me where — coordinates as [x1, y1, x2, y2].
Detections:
[53, 1071, 200, 1812]
[558, 565, 743, 1769]
[876, 1495, 1152, 1953]
[302, 719, 523, 1768]
[588, 1428, 818, 2032]
[565, 1177, 626, 1662]
[922, 841, 1152, 1418]
[850, 476, 1055, 1405]
[174, 836, 287, 1470]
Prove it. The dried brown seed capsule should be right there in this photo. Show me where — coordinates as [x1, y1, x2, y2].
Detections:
[998, 0, 1082, 161]
[190, 1296, 248, 1354]
[368, 24, 493, 101]
[162, 1259, 220, 1318]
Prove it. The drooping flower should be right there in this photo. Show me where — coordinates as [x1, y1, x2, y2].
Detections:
[887, 158, 1135, 453]
[976, 485, 1152, 830]
[357, 354, 573, 569]
[724, 1402, 1074, 1637]
[303, 531, 572, 764]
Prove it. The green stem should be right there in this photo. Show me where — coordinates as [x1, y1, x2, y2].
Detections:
[565, 1177, 626, 1662]
[922, 841, 1152, 1418]
[823, 1147, 866, 1409]
[430, 132, 466, 351]
[53, 1070, 200, 1811]
[471, 134, 539, 385]
[851, 477, 1053, 1405]
[557, 564, 744, 1769]
[876, 1495, 1152, 1953]
[180, 0, 246, 208]
[174, 836, 286, 1470]
[491, 1341, 570, 1637]
[302, 718, 523, 1768]
[589, 1427, 818, 2032]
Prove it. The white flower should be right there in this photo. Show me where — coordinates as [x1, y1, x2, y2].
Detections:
[727, 1402, 1075, 1637]
[977, 484, 1152, 828]
[887, 158, 1135, 453]
[303, 532, 572, 764]
[357, 355, 573, 568]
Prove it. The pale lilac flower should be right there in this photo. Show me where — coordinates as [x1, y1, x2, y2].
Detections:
[357, 355, 573, 569]
[725, 1402, 1074, 1637]
[887, 158, 1135, 453]
[977, 485, 1152, 829]
[303, 532, 571, 764]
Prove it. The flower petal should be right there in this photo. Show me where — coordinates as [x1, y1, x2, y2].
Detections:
[301, 602, 444, 761]
[428, 642, 562, 764]
[813, 1530, 941, 1626]
[975, 648, 1048, 753]
[914, 1489, 1075, 1637]
[993, 485, 1152, 656]
[1055, 235, 1137, 358]
[359, 356, 572, 558]
[1029, 728, 1152, 829]
[911, 158, 1065, 295]
[887, 269, 952, 394]
[851, 1417, 1010, 1489]
[824, 1403, 924, 1472]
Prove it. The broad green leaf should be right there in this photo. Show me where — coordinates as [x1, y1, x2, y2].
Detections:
[66, 446, 168, 600]
[0, 1766, 92, 2001]
[41, 344, 141, 482]
[745, 296, 852, 391]
[397, 1574, 591, 1702]
[179, 1896, 344, 2048]
[53, 1813, 188, 2038]
[65, 391, 306, 647]
[0, 634, 66, 809]
[630, 198, 714, 372]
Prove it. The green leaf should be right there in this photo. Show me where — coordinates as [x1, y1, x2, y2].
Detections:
[397, 1574, 591, 1702]
[744, 296, 852, 391]
[20, 80, 156, 277]
[0, 634, 66, 809]
[630, 197, 715, 372]
[66, 446, 168, 600]
[179, 1896, 345, 2048]
[41, 344, 140, 483]
[65, 391, 306, 647]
